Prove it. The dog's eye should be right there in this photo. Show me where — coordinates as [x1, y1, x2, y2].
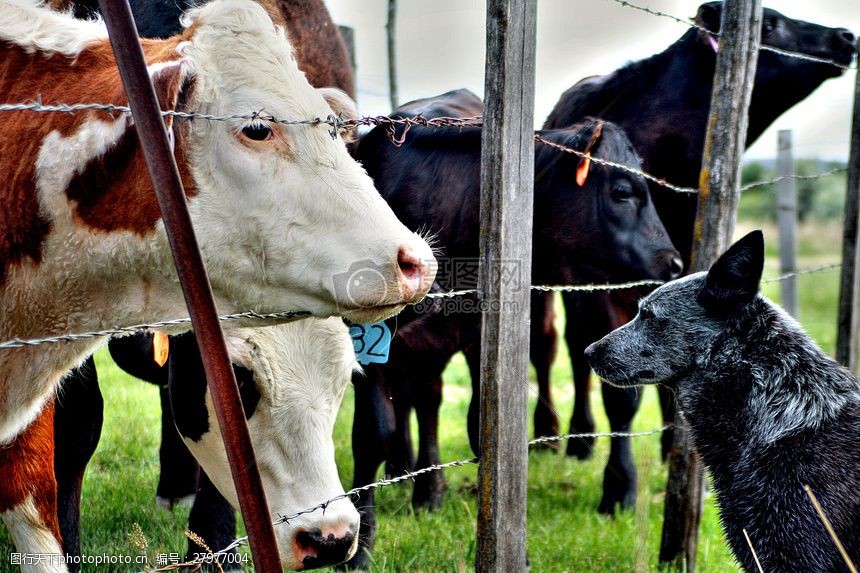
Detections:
[639, 307, 655, 320]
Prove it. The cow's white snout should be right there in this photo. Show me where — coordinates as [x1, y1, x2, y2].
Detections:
[283, 499, 360, 570]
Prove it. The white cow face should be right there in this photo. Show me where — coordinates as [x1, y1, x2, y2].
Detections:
[175, 0, 436, 323]
[170, 319, 360, 570]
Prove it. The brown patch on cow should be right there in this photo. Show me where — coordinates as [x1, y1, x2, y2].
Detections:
[0, 402, 62, 545]
[260, 0, 356, 97]
[0, 31, 196, 283]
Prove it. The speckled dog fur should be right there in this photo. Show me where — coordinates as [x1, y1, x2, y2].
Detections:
[587, 231, 860, 572]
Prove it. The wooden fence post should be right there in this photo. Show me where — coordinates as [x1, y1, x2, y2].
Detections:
[338, 25, 356, 75]
[659, 0, 762, 570]
[836, 38, 860, 372]
[777, 129, 798, 317]
[476, 0, 536, 571]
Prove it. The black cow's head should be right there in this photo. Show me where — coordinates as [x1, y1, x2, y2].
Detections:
[695, 2, 856, 142]
[532, 119, 683, 286]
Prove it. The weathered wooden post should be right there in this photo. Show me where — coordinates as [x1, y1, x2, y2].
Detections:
[659, 0, 762, 570]
[777, 129, 798, 317]
[476, 0, 536, 571]
[386, 0, 398, 110]
[96, 0, 280, 569]
[836, 38, 860, 372]
[338, 25, 356, 75]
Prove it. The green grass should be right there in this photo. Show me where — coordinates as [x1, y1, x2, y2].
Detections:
[0, 218, 844, 572]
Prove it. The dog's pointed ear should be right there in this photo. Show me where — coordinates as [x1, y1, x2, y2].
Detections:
[697, 230, 764, 315]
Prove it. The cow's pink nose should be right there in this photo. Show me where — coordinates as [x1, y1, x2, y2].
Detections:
[397, 245, 431, 301]
[294, 525, 357, 569]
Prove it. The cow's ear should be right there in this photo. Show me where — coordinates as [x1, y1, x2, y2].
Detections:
[697, 230, 764, 315]
[150, 61, 194, 145]
[318, 87, 359, 142]
[695, 2, 722, 33]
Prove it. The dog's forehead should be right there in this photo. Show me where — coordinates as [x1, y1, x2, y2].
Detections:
[645, 272, 706, 309]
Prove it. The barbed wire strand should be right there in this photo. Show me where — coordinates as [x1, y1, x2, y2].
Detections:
[0, 266, 839, 351]
[148, 425, 671, 572]
[533, 134, 699, 194]
[2, 102, 847, 199]
[608, 0, 855, 70]
[738, 168, 847, 192]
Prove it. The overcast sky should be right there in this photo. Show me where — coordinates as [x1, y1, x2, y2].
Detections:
[326, 0, 859, 161]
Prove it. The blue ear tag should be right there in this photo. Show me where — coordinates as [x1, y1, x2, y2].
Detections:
[349, 322, 392, 365]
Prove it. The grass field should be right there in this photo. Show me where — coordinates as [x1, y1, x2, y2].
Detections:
[0, 218, 844, 572]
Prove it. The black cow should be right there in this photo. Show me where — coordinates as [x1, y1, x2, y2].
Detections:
[345, 88, 682, 569]
[54, 337, 238, 572]
[541, 2, 857, 470]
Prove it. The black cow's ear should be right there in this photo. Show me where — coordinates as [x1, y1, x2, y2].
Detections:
[695, 2, 722, 33]
[697, 230, 764, 315]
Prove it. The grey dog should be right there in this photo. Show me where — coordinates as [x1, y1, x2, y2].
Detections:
[586, 230, 860, 572]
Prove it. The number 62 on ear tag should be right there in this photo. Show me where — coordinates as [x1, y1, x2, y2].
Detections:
[350, 322, 392, 365]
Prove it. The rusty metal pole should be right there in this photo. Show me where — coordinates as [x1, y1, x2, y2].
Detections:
[96, 1, 280, 570]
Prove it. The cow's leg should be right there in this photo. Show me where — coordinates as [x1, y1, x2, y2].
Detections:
[156, 386, 199, 509]
[384, 376, 414, 477]
[1, 403, 66, 573]
[658, 385, 676, 462]
[108, 335, 199, 506]
[465, 343, 482, 457]
[530, 291, 559, 449]
[597, 383, 641, 514]
[54, 358, 103, 573]
[186, 472, 239, 572]
[596, 297, 641, 514]
[343, 368, 395, 571]
[563, 292, 597, 459]
[411, 376, 445, 510]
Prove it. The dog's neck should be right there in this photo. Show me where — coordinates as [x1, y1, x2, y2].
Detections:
[678, 297, 860, 467]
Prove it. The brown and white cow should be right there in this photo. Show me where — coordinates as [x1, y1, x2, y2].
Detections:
[0, 0, 435, 448]
[0, 0, 434, 567]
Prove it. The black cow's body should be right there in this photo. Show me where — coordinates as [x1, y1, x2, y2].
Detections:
[54, 336, 240, 572]
[346, 88, 681, 568]
[542, 2, 856, 466]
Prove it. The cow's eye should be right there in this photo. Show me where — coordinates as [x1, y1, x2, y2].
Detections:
[611, 184, 635, 203]
[639, 307, 655, 320]
[762, 17, 777, 36]
[241, 123, 273, 141]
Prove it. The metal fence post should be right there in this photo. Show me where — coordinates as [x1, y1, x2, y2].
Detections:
[96, 1, 280, 570]
[659, 0, 762, 570]
[476, 0, 536, 571]
[836, 38, 860, 372]
[777, 129, 799, 317]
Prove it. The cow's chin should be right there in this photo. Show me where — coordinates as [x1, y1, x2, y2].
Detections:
[341, 303, 406, 324]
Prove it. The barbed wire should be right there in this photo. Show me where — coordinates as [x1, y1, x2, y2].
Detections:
[534, 134, 699, 194]
[0, 309, 310, 350]
[3, 100, 848, 199]
[148, 425, 671, 572]
[739, 168, 847, 192]
[608, 0, 855, 71]
[762, 262, 842, 284]
[0, 266, 838, 351]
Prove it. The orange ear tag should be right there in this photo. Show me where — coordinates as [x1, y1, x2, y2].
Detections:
[576, 154, 591, 186]
[153, 331, 170, 367]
